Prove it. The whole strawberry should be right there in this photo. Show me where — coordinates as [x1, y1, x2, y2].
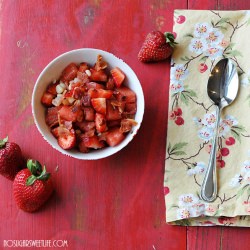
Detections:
[13, 159, 53, 212]
[138, 31, 177, 63]
[0, 136, 24, 180]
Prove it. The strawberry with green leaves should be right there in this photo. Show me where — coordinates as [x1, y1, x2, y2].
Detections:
[138, 31, 177, 63]
[13, 159, 53, 212]
[0, 136, 24, 180]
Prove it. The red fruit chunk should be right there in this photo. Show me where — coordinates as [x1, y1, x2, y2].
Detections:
[75, 121, 95, 132]
[41, 92, 54, 107]
[225, 137, 235, 146]
[83, 135, 105, 149]
[84, 107, 95, 121]
[78, 62, 89, 73]
[46, 82, 59, 95]
[57, 128, 76, 149]
[95, 113, 107, 133]
[89, 69, 108, 82]
[107, 120, 121, 128]
[106, 77, 115, 90]
[106, 127, 125, 147]
[221, 148, 229, 157]
[111, 67, 125, 87]
[86, 82, 105, 90]
[91, 98, 106, 114]
[115, 86, 136, 103]
[106, 100, 122, 121]
[125, 102, 137, 114]
[77, 137, 90, 153]
[58, 105, 83, 122]
[45, 106, 61, 128]
[60, 63, 78, 82]
[88, 88, 113, 99]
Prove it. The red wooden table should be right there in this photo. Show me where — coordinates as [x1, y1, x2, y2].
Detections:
[0, 0, 250, 249]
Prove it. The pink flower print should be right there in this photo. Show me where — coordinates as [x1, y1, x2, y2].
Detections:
[170, 81, 184, 93]
[205, 204, 216, 214]
[189, 38, 208, 54]
[177, 207, 194, 219]
[178, 194, 198, 207]
[202, 112, 216, 128]
[171, 64, 188, 81]
[204, 45, 224, 59]
[198, 127, 214, 142]
[219, 39, 230, 48]
[205, 29, 223, 45]
[194, 23, 211, 38]
[242, 161, 250, 173]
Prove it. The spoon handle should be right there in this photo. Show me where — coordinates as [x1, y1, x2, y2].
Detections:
[201, 106, 221, 202]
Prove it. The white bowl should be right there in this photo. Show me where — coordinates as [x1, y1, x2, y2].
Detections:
[32, 48, 144, 160]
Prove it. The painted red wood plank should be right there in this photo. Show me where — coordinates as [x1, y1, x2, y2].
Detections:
[0, 0, 188, 249]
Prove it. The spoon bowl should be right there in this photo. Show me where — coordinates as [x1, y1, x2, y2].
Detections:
[201, 58, 239, 202]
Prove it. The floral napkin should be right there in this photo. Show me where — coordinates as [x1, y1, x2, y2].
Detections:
[164, 10, 250, 226]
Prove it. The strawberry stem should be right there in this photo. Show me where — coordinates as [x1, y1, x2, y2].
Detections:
[0, 136, 8, 148]
[26, 159, 51, 186]
[164, 32, 178, 48]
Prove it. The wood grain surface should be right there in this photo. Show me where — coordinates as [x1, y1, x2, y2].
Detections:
[0, 0, 249, 249]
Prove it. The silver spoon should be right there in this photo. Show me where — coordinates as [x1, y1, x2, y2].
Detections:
[200, 58, 239, 202]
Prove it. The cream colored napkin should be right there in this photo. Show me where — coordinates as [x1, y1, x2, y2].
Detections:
[164, 10, 250, 226]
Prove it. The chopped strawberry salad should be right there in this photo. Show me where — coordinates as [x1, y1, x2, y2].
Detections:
[41, 55, 137, 152]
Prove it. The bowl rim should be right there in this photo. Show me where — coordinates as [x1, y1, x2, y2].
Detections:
[32, 48, 145, 160]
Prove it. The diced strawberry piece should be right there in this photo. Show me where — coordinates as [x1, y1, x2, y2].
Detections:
[106, 77, 115, 90]
[88, 88, 113, 99]
[58, 128, 76, 150]
[58, 105, 83, 122]
[60, 63, 78, 82]
[111, 67, 125, 87]
[95, 113, 107, 133]
[106, 127, 125, 147]
[84, 107, 95, 121]
[106, 100, 122, 121]
[120, 119, 137, 133]
[75, 121, 95, 132]
[83, 135, 105, 149]
[78, 62, 89, 73]
[78, 139, 89, 153]
[115, 86, 136, 103]
[125, 102, 137, 114]
[89, 69, 108, 82]
[41, 92, 54, 107]
[73, 86, 85, 100]
[45, 106, 61, 127]
[86, 82, 105, 90]
[47, 82, 59, 95]
[91, 98, 106, 114]
[51, 126, 61, 138]
[77, 71, 89, 83]
[107, 120, 121, 128]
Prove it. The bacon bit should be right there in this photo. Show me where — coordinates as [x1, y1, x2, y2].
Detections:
[110, 100, 124, 113]
[95, 54, 108, 71]
[120, 119, 138, 133]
